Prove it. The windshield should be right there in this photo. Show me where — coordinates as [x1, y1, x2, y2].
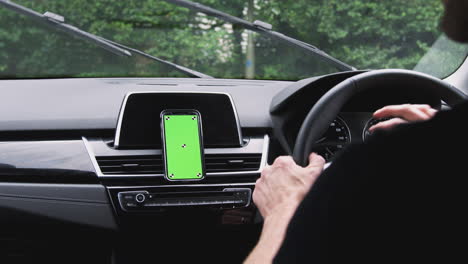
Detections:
[1, 0, 467, 80]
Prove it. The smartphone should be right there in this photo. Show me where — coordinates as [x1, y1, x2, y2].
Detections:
[161, 110, 205, 181]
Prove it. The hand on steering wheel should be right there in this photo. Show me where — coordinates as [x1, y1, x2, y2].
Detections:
[369, 104, 438, 132]
[254, 154, 325, 220]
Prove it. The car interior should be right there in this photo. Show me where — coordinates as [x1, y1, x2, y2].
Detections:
[1, 0, 468, 263]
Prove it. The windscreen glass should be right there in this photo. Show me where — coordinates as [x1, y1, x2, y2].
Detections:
[1, 0, 466, 80]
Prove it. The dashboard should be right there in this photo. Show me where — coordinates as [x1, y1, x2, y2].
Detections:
[0, 71, 443, 261]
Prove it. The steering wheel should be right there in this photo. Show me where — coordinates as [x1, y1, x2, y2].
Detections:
[293, 69, 467, 166]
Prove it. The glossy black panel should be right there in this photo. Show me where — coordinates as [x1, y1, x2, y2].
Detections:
[117, 93, 241, 148]
[0, 140, 98, 183]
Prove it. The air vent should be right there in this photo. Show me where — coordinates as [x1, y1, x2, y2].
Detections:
[95, 153, 262, 175]
[96, 155, 163, 175]
[205, 154, 262, 173]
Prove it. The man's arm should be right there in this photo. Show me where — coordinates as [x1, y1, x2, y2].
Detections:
[244, 104, 438, 264]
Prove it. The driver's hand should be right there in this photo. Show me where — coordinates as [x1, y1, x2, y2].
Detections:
[253, 153, 325, 220]
[369, 104, 437, 132]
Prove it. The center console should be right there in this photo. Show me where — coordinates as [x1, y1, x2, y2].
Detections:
[82, 92, 268, 223]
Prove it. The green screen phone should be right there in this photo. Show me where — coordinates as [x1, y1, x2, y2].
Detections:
[161, 110, 205, 181]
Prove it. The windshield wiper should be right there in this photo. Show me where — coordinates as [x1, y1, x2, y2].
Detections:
[96, 37, 213, 78]
[164, 0, 356, 71]
[0, 0, 130, 57]
[0, 0, 212, 78]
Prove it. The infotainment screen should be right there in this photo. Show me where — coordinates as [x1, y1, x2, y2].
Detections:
[161, 110, 205, 180]
[115, 92, 242, 148]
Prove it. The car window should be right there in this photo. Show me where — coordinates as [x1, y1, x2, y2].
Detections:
[1, 0, 467, 80]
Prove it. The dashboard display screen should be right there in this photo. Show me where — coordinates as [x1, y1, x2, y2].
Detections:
[115, 93, 242, 148]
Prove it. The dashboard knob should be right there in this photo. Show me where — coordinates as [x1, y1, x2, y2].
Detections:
[135, 193, 146, 203]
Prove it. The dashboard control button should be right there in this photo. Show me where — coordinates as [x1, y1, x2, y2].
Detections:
[135, 193, 146, 203]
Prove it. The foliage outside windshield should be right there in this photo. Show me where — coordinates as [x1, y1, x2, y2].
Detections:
[1, 0, 467, 80]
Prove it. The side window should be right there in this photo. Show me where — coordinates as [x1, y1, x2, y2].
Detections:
[414, 35, 468, 78]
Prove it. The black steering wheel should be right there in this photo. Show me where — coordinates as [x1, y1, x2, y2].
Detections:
[293, 69, 467, 166]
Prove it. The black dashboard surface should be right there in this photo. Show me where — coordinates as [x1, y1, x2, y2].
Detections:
[0, 140, 97, 183]
[0, 78, 291, 133]
[0, 72, 443, 136]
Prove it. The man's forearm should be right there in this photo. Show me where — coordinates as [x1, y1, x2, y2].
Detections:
[244, 208, 296, 264]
